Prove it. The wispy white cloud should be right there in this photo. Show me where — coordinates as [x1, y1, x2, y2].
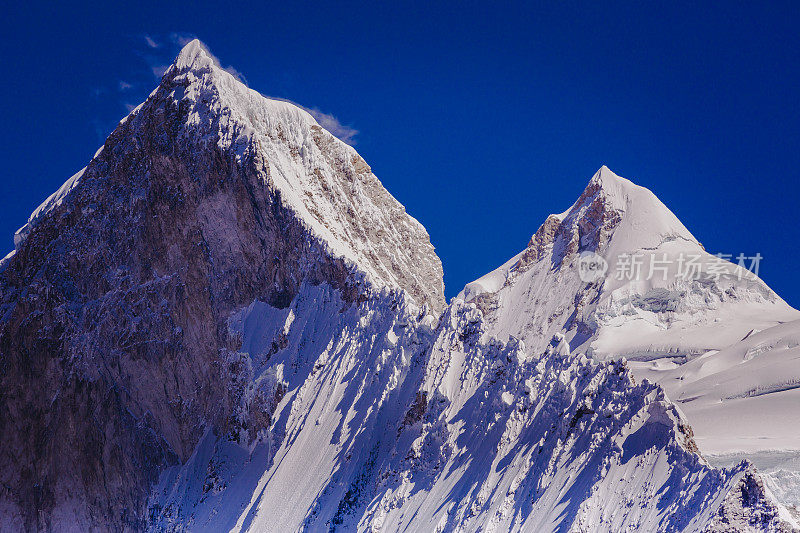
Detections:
[144, 34, 160, 49]
[169, 32, 196, 47]
[304, 108, 358, 145]
[222, 65, 248, 85]
[118, 80, 133, 91]
[270, 97, 358, 145]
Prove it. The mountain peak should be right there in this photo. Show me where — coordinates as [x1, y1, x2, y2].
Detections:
[558, 166, 699, 257]
[516, 167, 697, 272]
[581, 165, 658, 214]
[591, 164, 621, 184]
[460, 166, 702, 312]
[587, 165, 635, 199]
[173, 38, 216, 71]
[8, 37, 445, 314]
[160, 44, 445, 310]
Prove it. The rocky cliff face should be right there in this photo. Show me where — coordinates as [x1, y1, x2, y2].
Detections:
[0, 40, 442, 531]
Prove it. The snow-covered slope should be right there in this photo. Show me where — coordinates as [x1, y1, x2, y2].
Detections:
[633, 318, 800, 455]
[459, 165, 800, 516]
[633, 317, 800, 518]
[150, 283, 794, 532]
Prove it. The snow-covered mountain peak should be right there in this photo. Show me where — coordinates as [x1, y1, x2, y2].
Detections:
[460, 166, 797, 358]
[9, 40, 445, 313]
[161, 40, 445, 311]
[551, 165, 698, 260]
[585, 164, 627, 194]
[586, 164, 637, 196]
[468, 166, 701, 304]
[0, 40, 447, 530]
[173, 38, 215, 71]
[581, 165, 660, 209]
[580, 164, 647, 218]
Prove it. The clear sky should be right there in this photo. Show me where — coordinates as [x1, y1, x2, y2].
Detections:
[2, 2, 798, 305]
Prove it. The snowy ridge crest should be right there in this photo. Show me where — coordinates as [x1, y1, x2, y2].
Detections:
[149, 283, 793, 531]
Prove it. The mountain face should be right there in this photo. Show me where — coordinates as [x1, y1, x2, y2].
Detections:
[0, 41, 795, 532]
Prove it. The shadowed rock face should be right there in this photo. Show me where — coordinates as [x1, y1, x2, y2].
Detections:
[0, 44, 442, 531]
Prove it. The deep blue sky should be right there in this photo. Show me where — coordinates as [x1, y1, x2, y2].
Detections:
[2, 2, 798, 304]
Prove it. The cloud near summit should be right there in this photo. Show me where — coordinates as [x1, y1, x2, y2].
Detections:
[302, 107, 358, 145]
[135, 35, 359, 145]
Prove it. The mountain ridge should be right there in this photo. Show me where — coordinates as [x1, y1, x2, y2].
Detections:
[0, 40, 796, 532]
